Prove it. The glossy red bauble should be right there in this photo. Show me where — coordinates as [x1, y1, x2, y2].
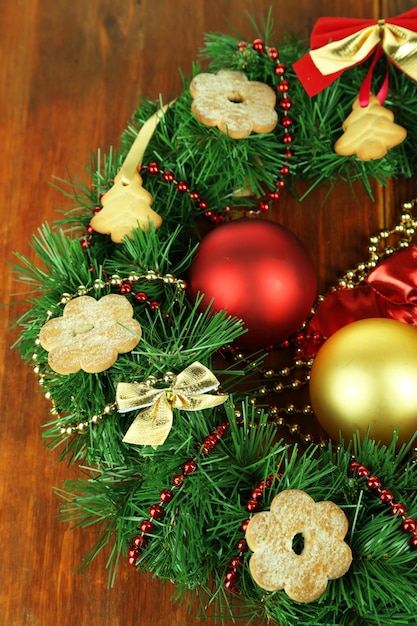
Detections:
[187, 219, 316, 350]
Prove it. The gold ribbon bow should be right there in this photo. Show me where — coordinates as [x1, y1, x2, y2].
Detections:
[117, 362, 228, 447]
[310, 21, 417, 79]
[293, 10, 417, 97]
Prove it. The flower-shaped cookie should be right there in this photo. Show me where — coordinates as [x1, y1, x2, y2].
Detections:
[39, 294, 142, 374]
[245, 489, 352, 603]
[190, 70, 278, 139]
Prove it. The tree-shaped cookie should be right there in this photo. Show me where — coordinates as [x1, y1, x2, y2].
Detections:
[334, 94, 407, 161]
[90, 105, 171, 243]
[90, 170, 161, 243]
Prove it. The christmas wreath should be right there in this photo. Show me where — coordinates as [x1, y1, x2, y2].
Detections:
[12, 9, 417, 626]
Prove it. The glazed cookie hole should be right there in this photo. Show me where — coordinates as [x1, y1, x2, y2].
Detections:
[291, 532, 305, 555]
[227, 90, 244, 103]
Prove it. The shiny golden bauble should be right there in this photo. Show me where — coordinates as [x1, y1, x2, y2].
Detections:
[309, 318, 417, 445]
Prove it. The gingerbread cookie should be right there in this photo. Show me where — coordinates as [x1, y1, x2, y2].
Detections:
[245, 489, 352, 603]
[334, 94, 407, 160]
[190, 70, 278, 139]
[39, 294, 142, 374]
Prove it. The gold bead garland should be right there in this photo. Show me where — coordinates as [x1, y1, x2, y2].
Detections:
[222, 199, 417, 447]
[31, 268, 186, 434]
[31, 200, 417, 445]
[332, 202, 417, 289]
[35, 268, 186, 326]
[224, 344, 317, 444]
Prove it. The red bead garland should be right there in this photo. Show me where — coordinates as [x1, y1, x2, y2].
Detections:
[149, 503, 164, 519]
[252, 38, 265, 53]
[80, 235, 92, 249]
[159, 488, 173, 503]
[137, 37, 295, 229]
[147, 161, 160, 175]
[161, 170, 175, 183]
[224, 470, 282, 593]
[366, 476, 382, 490]
[294, 328, 324, 355]
[242, 38, 293, 216]
[127, 421, 229, 568]
[120, 283, 132, 294]
[119, 276, 162, 311]
[176, 180, 189, 193]
[89, 39, 294, 231]
[172, 474, 184, 487]
[148, 162, 225, 223]
[183, 459, 197, 475]
[86, 38, 296, 238]
[349, 461, 417, 549]
[140, 519, 154, 533]
[65, 252, 188, 317]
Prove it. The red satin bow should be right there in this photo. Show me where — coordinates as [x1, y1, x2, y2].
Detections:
[293, 9, 417, 97]
[297, 245, 417, 359]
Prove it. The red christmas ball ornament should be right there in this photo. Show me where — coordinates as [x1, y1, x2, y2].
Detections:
[187, 219, 316, 350]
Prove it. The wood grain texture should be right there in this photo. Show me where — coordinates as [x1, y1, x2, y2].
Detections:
[1, 1, 415, 625]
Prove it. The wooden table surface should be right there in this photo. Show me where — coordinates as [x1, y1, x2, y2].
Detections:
[1, 1, 416, 625]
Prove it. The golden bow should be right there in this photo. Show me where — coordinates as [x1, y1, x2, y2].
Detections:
[293, 11, 417, 97]
[117, 362, 228, 447]
[310, 21, 417, 79]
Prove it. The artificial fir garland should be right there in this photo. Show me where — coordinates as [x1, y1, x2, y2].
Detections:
[12, 11, 417, 626]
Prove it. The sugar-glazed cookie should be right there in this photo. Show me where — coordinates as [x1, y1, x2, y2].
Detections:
[245, 489, 352, 603]
[39, 294, 142, 374]
[190, 70, 278, 139]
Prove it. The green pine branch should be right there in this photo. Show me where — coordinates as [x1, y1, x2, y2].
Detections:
[11, 13, 417, 625]
[56, 401, 417, 624]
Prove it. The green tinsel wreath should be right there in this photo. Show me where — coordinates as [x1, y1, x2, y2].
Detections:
[12, 13, 417, 626]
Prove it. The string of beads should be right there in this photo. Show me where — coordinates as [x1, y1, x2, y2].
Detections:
[31, 268, 185, 435]
[34, 199, 417, 442]
[83, 36, 294, 233]
[224, 470, 283, 594]
[128, 421, 229, 567]
[235, 38, 294, 218]
[349, 461, 417, 548]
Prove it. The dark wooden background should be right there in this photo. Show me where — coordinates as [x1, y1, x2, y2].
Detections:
[1, 1, 415, 624]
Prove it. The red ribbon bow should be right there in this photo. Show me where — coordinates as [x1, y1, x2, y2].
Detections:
[297, 245, 417, 359]
[293, 9, 417, 98]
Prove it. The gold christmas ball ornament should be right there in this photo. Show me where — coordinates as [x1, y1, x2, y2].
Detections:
[309, 318, 417, 445]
